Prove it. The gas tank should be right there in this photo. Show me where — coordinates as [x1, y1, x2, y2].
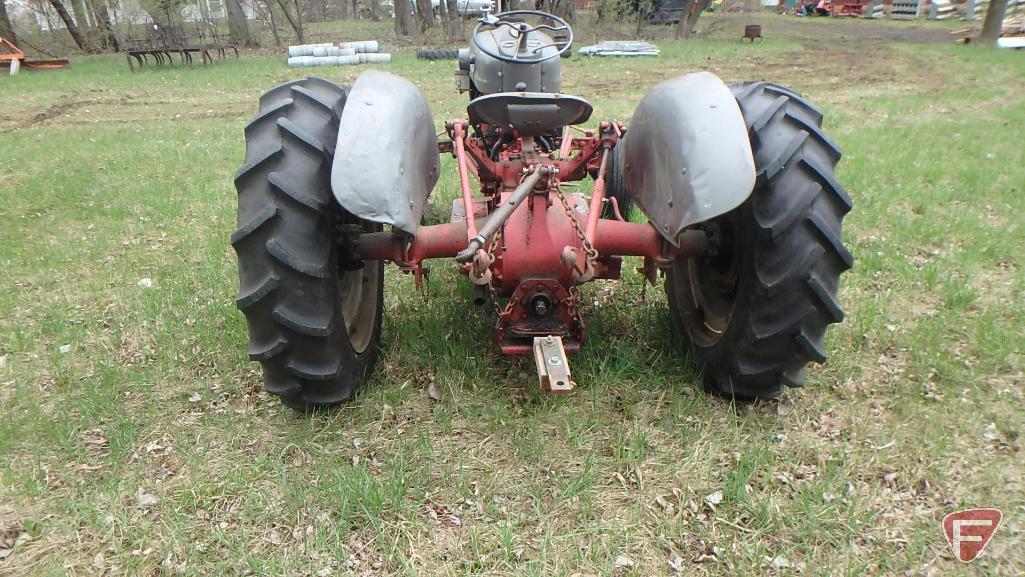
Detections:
[462, 24, 562, 95]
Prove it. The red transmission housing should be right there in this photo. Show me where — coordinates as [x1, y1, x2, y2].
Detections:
[359, 119, 703, 355]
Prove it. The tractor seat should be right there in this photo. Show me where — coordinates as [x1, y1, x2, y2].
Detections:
[467, 92, 592, 136]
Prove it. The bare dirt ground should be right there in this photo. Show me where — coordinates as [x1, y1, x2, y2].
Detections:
[762, 14, 958, 44]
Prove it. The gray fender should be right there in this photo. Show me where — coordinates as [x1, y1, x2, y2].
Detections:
[331, 70, 439, 235]
[623, 72, 755, 245]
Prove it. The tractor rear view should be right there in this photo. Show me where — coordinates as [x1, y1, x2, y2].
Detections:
[232, 10, 852, 411]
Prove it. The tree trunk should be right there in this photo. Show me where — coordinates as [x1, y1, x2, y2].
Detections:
[371, 0, 381, 21]
[394, 0, 412, 35]
[339, 0, 349, 19]
[547, 0, 575, 20]
[89, 0, 120, 51]
[293, 0, 306, 38]
[437, 0, 447, 27]
[198, 0, 211, 22]
[673, 0, 690, 39]
[681, 0, 711, 38]
[226, 0, 257, 46]
[276, 0, 305, 42]
[261, 0, 282, 46]
[446, 0, 460, 40]
[415, 0, 432, 33]
[979, 0, 1009, 45]
[70, 0, 93, 32]
[48, 0, 94, 51]
[443, 0, 462, 40]
[0, 0, 18, 46]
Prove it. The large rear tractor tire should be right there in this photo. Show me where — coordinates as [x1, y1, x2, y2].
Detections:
[666, 82, 853, 399]
[232, 78, 384, 411]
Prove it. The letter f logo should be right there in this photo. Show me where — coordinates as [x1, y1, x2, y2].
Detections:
[942, 508, 1002, 563]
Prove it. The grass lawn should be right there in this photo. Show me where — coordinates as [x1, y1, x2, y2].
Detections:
[1, 13, 1023, 576]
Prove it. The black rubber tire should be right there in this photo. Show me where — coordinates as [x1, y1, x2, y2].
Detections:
[601, 141, 632, 220]
[416, 49, 459, 60]
[666, 82, 853, 399]
[232, 77, 384, 411]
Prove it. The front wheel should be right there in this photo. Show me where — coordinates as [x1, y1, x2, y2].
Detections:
[666, 82, 853, 398]
[232, 78, 384, 411]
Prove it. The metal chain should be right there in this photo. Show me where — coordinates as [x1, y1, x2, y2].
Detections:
[486, 225, 505, 318]
[551, 177, 600, 311]
[551, 177, 599, 264]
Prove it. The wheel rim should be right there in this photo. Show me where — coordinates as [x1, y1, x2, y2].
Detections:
[338, 260, 381, 354]
[680, 216, 740, 347]
[336, 214, 381, 355]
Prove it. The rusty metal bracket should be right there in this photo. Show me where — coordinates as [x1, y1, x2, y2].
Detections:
[533, 335, 574, 394]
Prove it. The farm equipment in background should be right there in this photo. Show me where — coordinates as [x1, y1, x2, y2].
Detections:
[829, 0, 872, 16]
[232, 9, 852, 411]
[646, 0, 707, 24]
[0, 37, 70, 72]
[123, 23, 238, 72]
[786, 0, 872, 16]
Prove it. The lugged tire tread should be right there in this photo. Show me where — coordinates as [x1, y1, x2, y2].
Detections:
[245, 99, 293, 136]
[785, 110, 841, 161]
[266, 238, 329, 278]
[287, 360, 343, 381]
[234, 144, 283, 184]
[808, 211, 855, 270]
[259, 80, 305, 109]
[755, 180, 819, 240]
[236, 275, 279, 310]
[801, 156, 853, 213]
[763, 130, 808, 182]
[268, 171, 326, 212]
[233, 78, 382, 411]
[807, 274, 845, 323]
[757, 244, 823, 298]
[749, 95, 787, 134]
[795, 330, 828, 364]
[230, 206, 277, 246]
[271, 305, 333, 337]
[764, 84, 823, 124]
[249, 337, 288, 361]
[277, 117, 327, 156]
[291, 85, 336, 114]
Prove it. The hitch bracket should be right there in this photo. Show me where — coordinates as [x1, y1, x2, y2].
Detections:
[533, 335, 574, 393]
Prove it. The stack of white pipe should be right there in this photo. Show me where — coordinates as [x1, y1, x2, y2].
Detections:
[287, 43, 334, 57]
[287, 53, 392, 67]
[337, 40, 379, 54]
[286, 40, 387, 67]
[311, 46, 355, 57]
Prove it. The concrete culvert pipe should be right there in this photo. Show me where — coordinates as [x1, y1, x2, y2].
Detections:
[287, 43, 334, 57]
[287, 54, 391, 67]
[338, 40, 379, 54]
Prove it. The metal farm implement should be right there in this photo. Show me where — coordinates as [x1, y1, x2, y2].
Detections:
[231, 10, 853, 411]
[124, 23, 238, 72]
[0, 37, 70, 72]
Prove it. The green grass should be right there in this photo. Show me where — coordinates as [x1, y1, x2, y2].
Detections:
[2, 15, 1024, 576]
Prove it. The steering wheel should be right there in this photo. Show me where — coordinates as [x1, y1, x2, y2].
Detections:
[472, 10, 573, 64]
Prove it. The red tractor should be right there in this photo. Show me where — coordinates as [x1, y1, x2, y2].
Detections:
[233, 10, 852, 411]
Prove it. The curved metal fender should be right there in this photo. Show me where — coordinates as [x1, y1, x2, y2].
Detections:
[331, 70, 439, 235]
[623, 71, 755, 245]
